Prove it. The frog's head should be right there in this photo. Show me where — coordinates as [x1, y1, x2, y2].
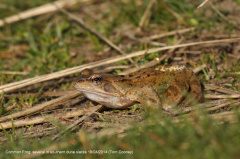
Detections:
[74, 69, 127, 107]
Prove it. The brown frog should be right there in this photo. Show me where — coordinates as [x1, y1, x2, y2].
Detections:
[74, 65, 203, 111]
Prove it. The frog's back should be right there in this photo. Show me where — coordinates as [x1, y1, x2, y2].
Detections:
[116, 65, 186, 94]
[124, 65, 186, 78]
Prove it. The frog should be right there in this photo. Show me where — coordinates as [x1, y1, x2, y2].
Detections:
[74, 65, 203, 111]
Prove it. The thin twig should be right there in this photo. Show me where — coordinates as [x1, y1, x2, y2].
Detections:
[141, 27, 196, 41]
[0, 0, 83, 27]
[119, 54, 168, 75]
[197, 0, 209, 9]
[0, 38, 240, 94]
[200, 34, 240, 39]
[0, 71, 29, 75]
[205, 94, 240, 99]
[167, 37, 185, 59]
[175, 51, 201, 54]
[207, 101, 240, 112]
[122, 37, 184, 74]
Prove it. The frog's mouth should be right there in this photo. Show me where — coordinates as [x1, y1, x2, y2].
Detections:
[75, 86, 134, 109]
[74, 86, 116, 99]
[75, 84, 136, 108]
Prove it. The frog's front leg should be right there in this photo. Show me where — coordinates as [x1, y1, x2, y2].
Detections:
[126, 86, 161, 109]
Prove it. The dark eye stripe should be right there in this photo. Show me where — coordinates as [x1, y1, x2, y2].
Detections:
[90, 74, 103, 86]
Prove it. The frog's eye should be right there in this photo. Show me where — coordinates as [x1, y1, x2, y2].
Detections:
[90, 74, 103, 86]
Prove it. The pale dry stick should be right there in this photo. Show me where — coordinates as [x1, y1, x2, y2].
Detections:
[0, 71, 29, 75]
[167, 37, 184, 57]
[138, 0, 156, 28]
[0, 105, 101, 130]
[199, 99, 230, 108]
[197, 0, 209, 9]
[52, 105, 103, 140]
[0, 0, 84, 27]
[175, 51, 201, 54]
[210, 110, 237, 117]
[1, 38, 240, 94]
[119, 54, 168, 75]
[228, 54, 240, 59]
[201, 34, 240, 39]
[142, 27, 196, 41]
[146, 41, 166, 46]
[207, 101, 240, 112]
[204, 84, 240, 95]
[0, 91, 81, 123]
[205, 94, 240, 99]
[55, 5, 136, 67]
